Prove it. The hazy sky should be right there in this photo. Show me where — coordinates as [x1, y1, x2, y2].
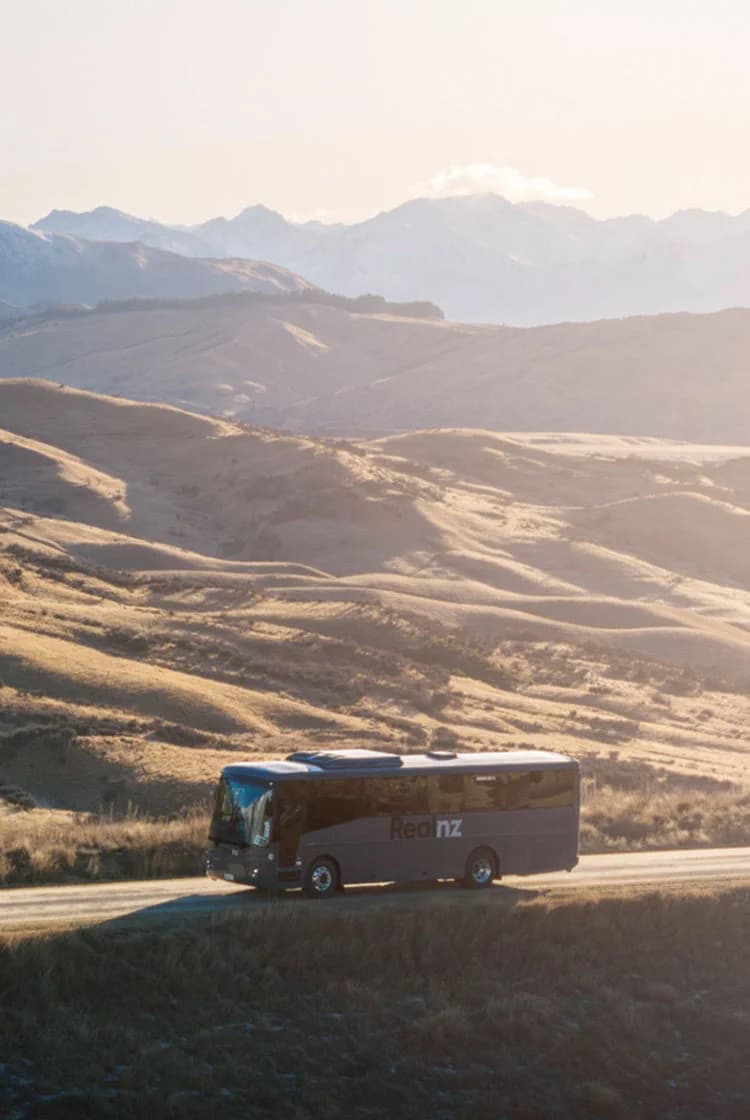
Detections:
[3, 0, 750, 226]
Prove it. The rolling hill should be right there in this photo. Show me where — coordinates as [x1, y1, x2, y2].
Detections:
[2, 381, 750, 817]
[2, 297, 750, 442]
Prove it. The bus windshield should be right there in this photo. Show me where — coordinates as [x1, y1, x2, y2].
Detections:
[209, 777, 273, 847]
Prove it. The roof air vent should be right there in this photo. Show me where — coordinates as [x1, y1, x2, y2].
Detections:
[426, 749, 459, 760]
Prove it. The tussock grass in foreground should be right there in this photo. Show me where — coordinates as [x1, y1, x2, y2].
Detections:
[0, 809, 207, 886]
[1, 889, 749, 1118]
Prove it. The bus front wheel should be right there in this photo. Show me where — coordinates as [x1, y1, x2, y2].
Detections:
[463, 847, 498, 890]
[303, 857, 340, 899]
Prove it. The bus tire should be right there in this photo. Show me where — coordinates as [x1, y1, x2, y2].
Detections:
[303, 857, 340, 899]
[463, 847, 497, 890]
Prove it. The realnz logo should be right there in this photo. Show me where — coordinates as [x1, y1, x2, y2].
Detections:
[390, 817, 463, 840]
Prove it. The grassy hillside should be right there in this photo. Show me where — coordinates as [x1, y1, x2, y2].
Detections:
[4, 299, 750, 441]
[1, 887, 749, 1118]
[1, 383, 749, 879]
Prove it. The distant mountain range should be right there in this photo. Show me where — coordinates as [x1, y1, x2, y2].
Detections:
[0, 221, 312, 310]
[35, 195, 750, 325]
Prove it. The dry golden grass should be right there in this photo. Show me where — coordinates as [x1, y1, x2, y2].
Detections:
[5, 379, 750, 684]
[0, 808, 206, 886]
[1, 887, 749, 1117]
[581, 782, 750, 851]
[3, 527, 750, 888]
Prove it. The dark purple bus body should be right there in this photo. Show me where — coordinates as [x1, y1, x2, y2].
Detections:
[206, 748, 579, 893]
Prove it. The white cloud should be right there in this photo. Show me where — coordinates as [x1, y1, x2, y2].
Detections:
[416, 164, 594, 205]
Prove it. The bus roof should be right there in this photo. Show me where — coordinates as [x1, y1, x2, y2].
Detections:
[222, 748, 577, 783]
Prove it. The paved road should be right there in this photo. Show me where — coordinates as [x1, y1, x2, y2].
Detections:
[2, 847, 749, 931]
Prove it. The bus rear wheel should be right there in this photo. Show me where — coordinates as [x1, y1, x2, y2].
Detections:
[303, 857, 340, 899]
[463, 847, 497, 890]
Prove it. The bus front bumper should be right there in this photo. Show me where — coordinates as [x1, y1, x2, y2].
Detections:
[205, 843, 276, 888]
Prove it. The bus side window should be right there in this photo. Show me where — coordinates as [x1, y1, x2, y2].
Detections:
[361, 778, 389, 816]
[489, 776, 509, 810]
[278, 782, 308, 831]
[463, 775, 506, 811]
[506, 774, 532, 809]
[527, 770, 575, 808]
[277, 782, 309, 865]
[398, 776, 430, 814]
[428, 773, 463, 813]
[307, 779, 364, 831]
[362, 776, 429, 816]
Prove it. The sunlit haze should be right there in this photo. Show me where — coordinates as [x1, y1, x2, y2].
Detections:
[4, 3, 750, 1113]
[3, 0, 750, 226]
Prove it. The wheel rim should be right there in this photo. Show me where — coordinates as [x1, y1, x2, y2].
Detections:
[311, 864, 333, 893]
[471, 856, 493, 884]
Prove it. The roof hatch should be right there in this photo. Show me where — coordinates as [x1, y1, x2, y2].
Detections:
[286, 749, 403, 771]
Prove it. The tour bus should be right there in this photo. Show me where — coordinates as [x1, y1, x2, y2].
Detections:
[206, 748, 579, 896]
